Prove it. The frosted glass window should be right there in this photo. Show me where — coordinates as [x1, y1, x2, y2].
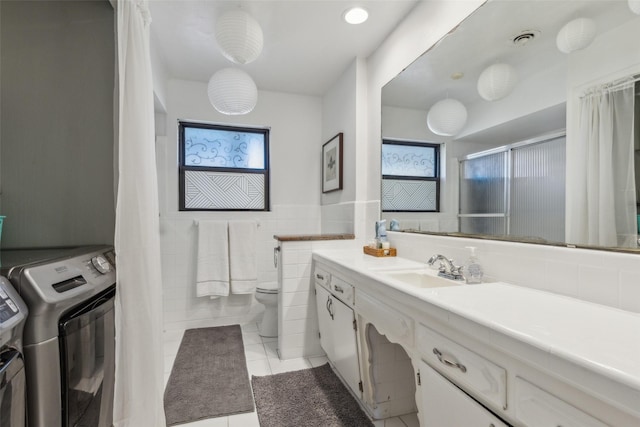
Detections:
[179, 121, 269, 211]
[184, 171, 265, 210]
[382, 143, 436, 177]
[381, 140, 440, 212]
[183, 127, 265, 169]
[382, 179, 438, 211]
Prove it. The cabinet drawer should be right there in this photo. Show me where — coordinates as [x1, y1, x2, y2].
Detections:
[421, 360, 509, 427]
[314, 267, 330, 289]
[515, 377, 608, 427]
[330, 276, 354, 305]
[417, 324, 507, 410]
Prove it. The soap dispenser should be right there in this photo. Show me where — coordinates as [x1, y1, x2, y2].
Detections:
[375, 220, 388, 248]
[464, 246, 483, 284]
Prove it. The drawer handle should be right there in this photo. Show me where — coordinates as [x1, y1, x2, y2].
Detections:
[334, 285, 344, 293]
[433, 348, 467, 373]
[316, 273, 325, 280]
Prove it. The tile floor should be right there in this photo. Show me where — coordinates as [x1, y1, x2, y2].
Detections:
[163, 322, 420, 427]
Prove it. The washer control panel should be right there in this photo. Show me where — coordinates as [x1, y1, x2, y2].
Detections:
[91, 255, 112, 274]
[0, 279, 24, 324]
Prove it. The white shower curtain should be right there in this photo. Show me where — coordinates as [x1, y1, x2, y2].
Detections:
[567, 79, 637, 247]
[113, 1, 167, 426]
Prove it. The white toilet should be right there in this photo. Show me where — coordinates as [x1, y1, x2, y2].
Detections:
[255, 282, 279, 337]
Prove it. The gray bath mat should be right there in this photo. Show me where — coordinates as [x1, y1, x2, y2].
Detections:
[164, 325, 254, 426]
[252, 363, 374, 427]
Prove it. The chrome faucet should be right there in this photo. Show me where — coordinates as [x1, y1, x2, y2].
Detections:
[427, 254, 464, 281]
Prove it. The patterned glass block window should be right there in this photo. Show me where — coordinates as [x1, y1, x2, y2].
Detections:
[381, 140, 440, 212]
[179, 121, 269, 211]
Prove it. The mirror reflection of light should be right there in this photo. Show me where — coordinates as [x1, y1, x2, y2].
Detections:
[247, 137, 265, 168]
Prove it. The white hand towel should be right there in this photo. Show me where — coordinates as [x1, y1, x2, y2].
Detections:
[196, 220, 229, 298]
[229, 220, 257, 294]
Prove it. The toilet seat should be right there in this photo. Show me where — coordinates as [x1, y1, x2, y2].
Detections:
[256, 282, 279, 294]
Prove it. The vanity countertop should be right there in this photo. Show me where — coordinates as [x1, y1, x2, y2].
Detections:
[312, 249, 640, 416]
[274, 233, 355, 242]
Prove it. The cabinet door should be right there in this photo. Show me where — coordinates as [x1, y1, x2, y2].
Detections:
[315, 284, 334, 360]
[314, 283, 361, 397]
[420, 360, 509, 427]
[330, 293, 360, 396]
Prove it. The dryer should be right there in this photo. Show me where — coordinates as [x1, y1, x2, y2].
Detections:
[0, 276, 28, 427]
[1, 245, 116, 427]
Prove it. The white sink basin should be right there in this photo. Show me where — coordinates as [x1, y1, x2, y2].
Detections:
[379, 269, 464, 289]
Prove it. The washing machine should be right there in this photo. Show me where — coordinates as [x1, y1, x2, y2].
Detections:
[0, 276, 28, 427]
[1, 245, 116, 427]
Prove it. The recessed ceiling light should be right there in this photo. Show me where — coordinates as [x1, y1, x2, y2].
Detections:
[343, 7, 368, 25]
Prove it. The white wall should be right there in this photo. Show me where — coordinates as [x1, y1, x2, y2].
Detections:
[320, 58, 374, 236]
[0, 0, 115, 248]
[322, 60, 358, 205]
[157, 78, 324, 330]
[150, 33, 169, 114]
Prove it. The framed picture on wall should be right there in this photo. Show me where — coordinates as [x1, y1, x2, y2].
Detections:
[322, 133, 343, 193]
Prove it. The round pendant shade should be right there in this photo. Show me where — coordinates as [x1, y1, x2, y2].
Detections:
[207, 68, 258, 115]
[629, 0, 640, 14]
[427, 98, 468, 136]
[215, 9, 264, 65]
[556, 18, 596, 54]
[477, 63, 518, 101]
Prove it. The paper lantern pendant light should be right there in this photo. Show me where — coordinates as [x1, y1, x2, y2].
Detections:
[629, 0, 640, 14]
[477, 63, 518, 101]
[215, 10, 264, 65]
[556, 18, 596, 54]
[427, 98, 468, 136]
[208, 68, 258, 115]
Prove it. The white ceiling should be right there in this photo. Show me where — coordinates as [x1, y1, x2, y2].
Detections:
[382, 0, 638, 111]
[148, 0, 418, 97]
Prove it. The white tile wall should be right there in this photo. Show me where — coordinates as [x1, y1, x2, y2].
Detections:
[160, 201, 370, 334]
[160, 204, 321, 331]
[277, 238, 357, 359]
[321, 202, 355, 234]
[388, 231, 640, 313]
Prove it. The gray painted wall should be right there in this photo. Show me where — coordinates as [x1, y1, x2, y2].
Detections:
[0, 0, 115, 248]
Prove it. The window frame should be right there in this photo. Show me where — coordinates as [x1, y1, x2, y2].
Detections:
[381, 139, 441, 213]
[178, 120, 270, 212]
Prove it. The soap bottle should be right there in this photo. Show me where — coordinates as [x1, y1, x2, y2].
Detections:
[375, 220, 388, 248]
[464, 246, 483, 284]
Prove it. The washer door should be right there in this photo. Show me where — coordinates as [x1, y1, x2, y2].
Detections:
[59, 287, 115, 427]
[0, 348, 26, 427]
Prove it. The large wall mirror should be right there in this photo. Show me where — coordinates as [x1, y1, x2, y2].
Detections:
[381, 0, 640, 253]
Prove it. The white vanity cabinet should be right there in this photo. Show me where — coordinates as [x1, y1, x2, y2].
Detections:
[314, 273, 361, 397]
[420, 360, 509, 427]
[311, 251, 640, 427]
